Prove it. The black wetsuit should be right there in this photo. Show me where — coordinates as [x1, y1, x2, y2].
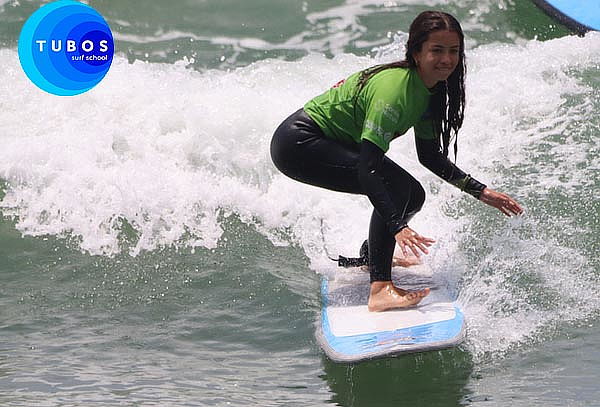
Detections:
[270, 108, 486, 282]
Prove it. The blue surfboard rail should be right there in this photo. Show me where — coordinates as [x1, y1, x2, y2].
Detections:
[532, 0, 600, 35]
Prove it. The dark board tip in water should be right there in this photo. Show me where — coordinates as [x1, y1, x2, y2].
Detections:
[531, 0, 599, 36]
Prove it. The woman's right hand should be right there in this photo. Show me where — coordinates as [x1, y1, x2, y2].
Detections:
[394, 227, 435, 258]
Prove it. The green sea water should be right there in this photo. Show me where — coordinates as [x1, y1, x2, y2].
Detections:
[1, 0, 599, 406]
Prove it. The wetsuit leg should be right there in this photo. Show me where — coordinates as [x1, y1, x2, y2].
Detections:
[270, 108, 425, 282]
[367, 166, 425, 282]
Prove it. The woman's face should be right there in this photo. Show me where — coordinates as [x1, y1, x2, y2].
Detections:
[413, 30, 461, 88]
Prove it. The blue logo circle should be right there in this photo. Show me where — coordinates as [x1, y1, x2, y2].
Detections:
[18, 0, 114, 96]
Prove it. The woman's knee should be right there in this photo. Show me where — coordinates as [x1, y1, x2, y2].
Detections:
[381, 159, 426, 211]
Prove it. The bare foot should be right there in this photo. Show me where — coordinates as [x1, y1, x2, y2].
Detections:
[367, 281, 430, 312]
[392, 254, 422, 268]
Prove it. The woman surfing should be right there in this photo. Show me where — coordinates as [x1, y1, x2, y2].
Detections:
[270, 11, 523, 312]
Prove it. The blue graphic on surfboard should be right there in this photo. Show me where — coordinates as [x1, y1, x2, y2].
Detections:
[316, 264, 465, 363]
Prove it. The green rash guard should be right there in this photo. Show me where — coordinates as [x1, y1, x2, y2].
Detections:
[303, 67, 436, 153]
[303, 66, 487, 201]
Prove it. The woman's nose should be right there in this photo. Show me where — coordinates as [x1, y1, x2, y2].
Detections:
[441, 51, 454, 65]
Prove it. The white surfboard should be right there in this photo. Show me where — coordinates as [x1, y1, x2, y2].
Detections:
[316, 265, 465, 363]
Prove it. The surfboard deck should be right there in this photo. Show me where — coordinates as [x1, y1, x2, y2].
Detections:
[316, 265, 465, 363]
[532, 0, 600, 34]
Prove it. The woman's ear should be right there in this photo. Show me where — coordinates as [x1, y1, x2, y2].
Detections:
[412, 52, 420, 67]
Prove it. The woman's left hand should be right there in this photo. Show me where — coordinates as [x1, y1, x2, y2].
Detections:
[479, 187, 524, 217]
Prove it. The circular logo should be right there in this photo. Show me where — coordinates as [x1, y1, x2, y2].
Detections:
[18, 0, 114, 96]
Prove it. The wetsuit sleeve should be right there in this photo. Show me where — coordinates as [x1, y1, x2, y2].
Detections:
[358, 139, 408, 235]
[414, 120, 487, 199]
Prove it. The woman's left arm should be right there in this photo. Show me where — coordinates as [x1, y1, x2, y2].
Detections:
[414, 132, 524, 216]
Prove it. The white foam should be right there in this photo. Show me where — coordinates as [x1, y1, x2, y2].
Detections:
[0, 50, 369, 256]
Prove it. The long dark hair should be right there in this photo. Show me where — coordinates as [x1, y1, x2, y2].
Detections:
[355, 11, 466, 158]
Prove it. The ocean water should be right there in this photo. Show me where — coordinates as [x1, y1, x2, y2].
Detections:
[1, 0, 599, 406]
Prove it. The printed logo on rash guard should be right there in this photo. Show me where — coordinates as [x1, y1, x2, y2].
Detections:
[18, 0, 114, 96]
[374, 99, 400, 123]
[364, 119, 393, 144]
